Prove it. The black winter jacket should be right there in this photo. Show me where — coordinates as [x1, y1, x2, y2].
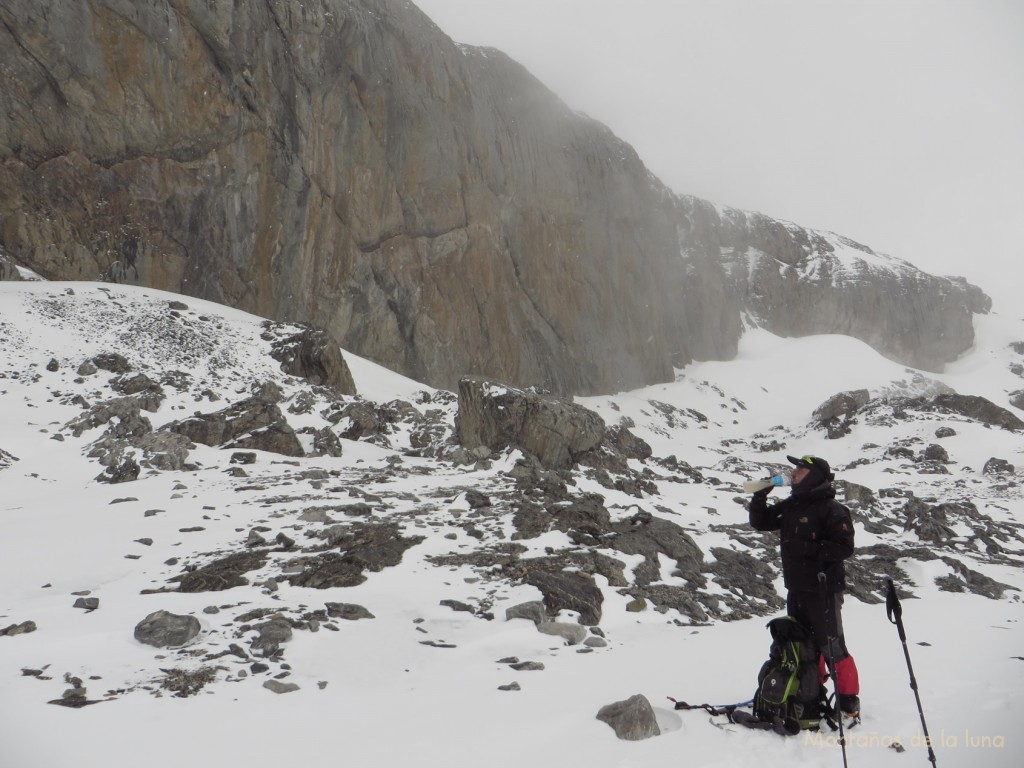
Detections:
[749, 482, 855, 594]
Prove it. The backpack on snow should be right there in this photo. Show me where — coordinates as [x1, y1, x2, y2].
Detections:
[750, 616, 831, 734]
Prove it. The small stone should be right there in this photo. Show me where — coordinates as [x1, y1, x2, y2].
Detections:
[263, 680, 300, 694]
[584, 636, 608, 648]
[498, 682, 521, 691]
[135, 538, 153, 546]
[73, 597, 100, 611]
[325, 603, 375, 621]
[1, 621, 38, 637]
[318, 681, 328, 690]
[250, 663, 270, 674]
[509, 661, 545, 672]
[440, 599, 474, 613]
[202, 606, 221, 615]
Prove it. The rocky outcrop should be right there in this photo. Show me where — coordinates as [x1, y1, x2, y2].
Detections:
[0, 249, 22, 280]
[456, 377, 605, 470]
[924, 394, 1024, 431]
[695, 200, 987, 372]
[0, 1, 987, 393]
[264, 322, 356, 396]
[812, 389, 871, 438]
[166, 396, 305, 456]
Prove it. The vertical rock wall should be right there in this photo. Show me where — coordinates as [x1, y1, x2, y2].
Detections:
[0, 0, 984, 392]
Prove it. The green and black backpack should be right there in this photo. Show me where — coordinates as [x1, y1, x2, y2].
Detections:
[752, 616, 830, 734]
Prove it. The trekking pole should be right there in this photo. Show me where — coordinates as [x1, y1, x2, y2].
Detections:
[885, 576, 938, 766]
[817, 572, 849, 768]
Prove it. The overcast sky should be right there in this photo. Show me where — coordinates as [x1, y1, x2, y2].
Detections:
[414, 0, 1023, 310]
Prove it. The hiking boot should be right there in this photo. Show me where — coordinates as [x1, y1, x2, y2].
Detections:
[838, 694, 860, 715]
[838, 694, 861, 726]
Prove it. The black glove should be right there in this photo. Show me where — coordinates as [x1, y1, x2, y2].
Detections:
[752, 486, 772, 500]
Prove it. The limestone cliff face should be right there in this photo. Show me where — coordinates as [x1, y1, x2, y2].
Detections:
[677, 198, 991, 371]
[0, 0, 985, 393]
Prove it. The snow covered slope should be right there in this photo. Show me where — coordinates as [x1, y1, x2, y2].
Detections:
[1, 281, 1021, 768]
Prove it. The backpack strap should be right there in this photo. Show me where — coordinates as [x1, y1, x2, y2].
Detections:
[669, 697, 753, 716]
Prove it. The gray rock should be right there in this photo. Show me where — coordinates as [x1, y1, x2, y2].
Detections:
[171, 550, 268, 593]
[509, 661, 545, 672]
[497, 682, 521, 691]
[537, 621, 587, 646]
[903, 499, 960, 544]
[135, 430, 192, 471]
[925, 394, 1024, 431]
[288, 524, 424, 589]
[935, 426, 957, 438]
[0, 250, 23, 281]
[921, 443, 950, 463]
[266, 322, 356, 396]
[605, 424, 653, 461]
[133, 610, 200, 648]
[263, 680, 300, 694]
[464, 489, 491, 509]
[92, 353, 132, 374]
[325, 603, 375, 621]
[251, 619, 293, 653]
[76, 360, 98, 376]
[523, 569, 603, 625]
[311, 427, 343, 458]
[97, 457, 140, 484]
[584, 636, 608, 648]
[983, 457, 1014, 475]
[166, 397, 304, 457]
[73, 597, 99, 611]
[440, 599, 474, 613]
[596, 694, 661, 741]
[505, 601, 547, 625]
[456, 377, 605, 470]
[608, 511, 704, 585]
[112, 373, 163, 398]
[0, 621, 37, 637]
[704, 547, 782, 606]
[839, 480, 877, 507]
[812, 389, 870, 438]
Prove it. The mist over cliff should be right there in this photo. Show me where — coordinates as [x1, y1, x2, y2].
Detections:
[0, 0, 988, 394]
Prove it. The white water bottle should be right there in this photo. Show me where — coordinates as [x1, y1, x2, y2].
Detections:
[742, 471, 792, 493]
